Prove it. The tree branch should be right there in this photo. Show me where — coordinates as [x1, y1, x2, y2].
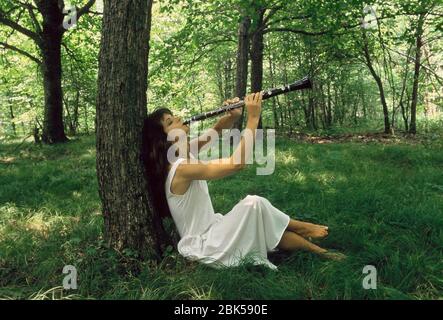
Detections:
[265, 14, 312, 29]
[264, 27, 330, 36]
[84, 10, 102, 16]
[76, 0, 96, 21]
[20, 1, 42, 34]
[264, 11, 434, 37]
[0, 41, 41, 64]
[386, 46, 443, 85]
[262, 5, 284, 26]
[17, 1, 38, 11]
[61, 41, 86, 72]
[0, 8, 40, 43]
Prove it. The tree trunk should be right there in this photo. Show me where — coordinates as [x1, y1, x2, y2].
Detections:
[73, 90, 80, 134]
[64, 89, 80, 136]
[409, 14, 425, 135]
[39, 1, 68, 144]
[224, 56, 233, 99]
[309, 95, 317, 130]
[319, 84, 327, 129]
[326, 81, 332, 127]
[96, 0, 163, 260]
[398, 45, 413, 132]
[267, 48, 279, 128]
[250, 9, 265, 129]
[215, 59, 225, 103]
[233, 16, 250, 131]
[40, 35, 67, 143]
[300, 91, 311, 129]
[8, 103, 16, 136]
[362, 31, 391, 134]
[84, 100, 89, 134]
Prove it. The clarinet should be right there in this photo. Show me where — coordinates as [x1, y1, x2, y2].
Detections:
[183, 76, 312, 125]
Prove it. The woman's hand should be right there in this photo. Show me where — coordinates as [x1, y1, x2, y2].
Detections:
[223, 97, 242, 121]
[244, 92, 263, 119]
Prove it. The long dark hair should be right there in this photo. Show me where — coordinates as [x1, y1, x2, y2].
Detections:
[141, 108, 178, 251]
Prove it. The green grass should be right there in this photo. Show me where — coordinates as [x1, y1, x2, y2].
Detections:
[0, 133, 442, 300]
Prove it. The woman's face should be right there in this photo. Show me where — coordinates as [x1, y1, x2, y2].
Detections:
[161, 113, 190, 136]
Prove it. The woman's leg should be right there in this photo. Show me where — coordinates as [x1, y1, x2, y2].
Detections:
[286, 219, 329, 239]
[277, 230, 327, 254]
[277, 230, 347, 261]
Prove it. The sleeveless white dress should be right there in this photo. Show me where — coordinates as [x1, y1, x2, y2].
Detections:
[165, 155, 291, 270]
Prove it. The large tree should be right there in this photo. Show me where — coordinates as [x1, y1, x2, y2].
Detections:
[0, 0, 96, 143]
[96, 0, 168, 260]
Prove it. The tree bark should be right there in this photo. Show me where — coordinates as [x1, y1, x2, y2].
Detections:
[96, 0, 162, 260]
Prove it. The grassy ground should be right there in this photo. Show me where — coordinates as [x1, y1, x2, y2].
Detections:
[0, 132, 442, 300]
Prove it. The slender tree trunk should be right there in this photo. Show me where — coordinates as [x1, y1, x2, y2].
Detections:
[300, 91, 311, 129]
[250, 8, 265, 129]
[215, 60, 225, 103]
[9, 103, 16, 136]
[84, 102, 89, 134]
[224, 56, 234, 99]
[73, 90, 80, 134]
[96, 0, 164, 260]
[233, 16, 250, 131]
[362, 31, 391, 134]
[64, 89, 80, 135]
[398, 45, 413, 132]
[267, 50, 279, 128]
[409, 14, 425, 135]
[64, 96, 73, 134]
[326, 81, 332, 127]
[281, 96, 286, 130]
[319, 84, 327, 129]
[309, 95, 316, 130]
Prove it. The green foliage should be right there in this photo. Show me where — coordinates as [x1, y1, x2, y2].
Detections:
[1, 0, 442, 136]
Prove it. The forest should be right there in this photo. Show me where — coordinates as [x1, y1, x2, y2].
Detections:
[0, 0, 442, 300]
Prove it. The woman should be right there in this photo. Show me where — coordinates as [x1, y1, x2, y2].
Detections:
[141, 92, 345, 270]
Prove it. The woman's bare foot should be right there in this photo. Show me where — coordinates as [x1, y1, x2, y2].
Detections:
[289, 220, 329, 240]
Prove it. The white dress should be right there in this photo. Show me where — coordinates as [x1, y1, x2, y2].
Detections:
[165, 155, 291, 270]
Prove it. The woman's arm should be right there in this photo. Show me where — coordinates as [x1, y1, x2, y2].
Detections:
[177, 92, 262, 181]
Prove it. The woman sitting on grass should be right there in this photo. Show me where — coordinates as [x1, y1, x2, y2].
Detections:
[141, 92, 346, 270]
